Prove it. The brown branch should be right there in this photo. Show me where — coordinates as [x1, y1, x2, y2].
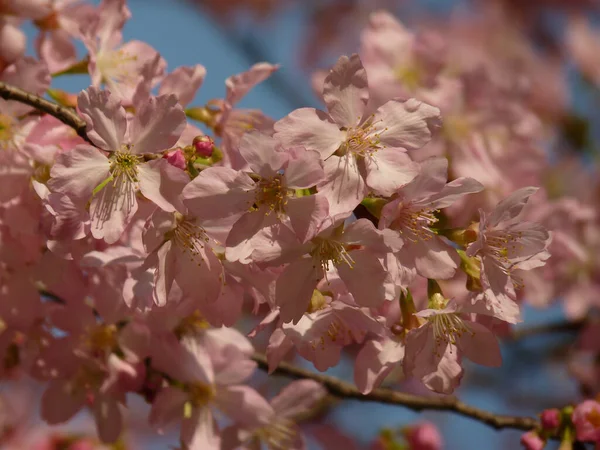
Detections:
[0, 81, 91, 143]
[252, 353, 541, 433]
[510, 318, 587, 341]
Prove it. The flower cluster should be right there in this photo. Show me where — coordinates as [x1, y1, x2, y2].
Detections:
[4, 0, 594, 448]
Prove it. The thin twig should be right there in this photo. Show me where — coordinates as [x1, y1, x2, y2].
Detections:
[252, 353, 541, 433]
[0, 81, 91, 143]
[511, 318, 587, 341]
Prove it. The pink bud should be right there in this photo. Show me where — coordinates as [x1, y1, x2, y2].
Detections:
[193, 135, 214, 157]
[405, 422, 442, 450]
[164, 149, 186, 170]
[540, 408, 560, 429]
[520, 431, 544, 450]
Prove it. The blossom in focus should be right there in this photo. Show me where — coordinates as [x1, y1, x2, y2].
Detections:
[466, 187, 551, 323]
[274, 53, 441, 221]
[48, 87, 187, 243]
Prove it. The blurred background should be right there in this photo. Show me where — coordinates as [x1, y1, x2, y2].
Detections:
[10, 0, 600, 448]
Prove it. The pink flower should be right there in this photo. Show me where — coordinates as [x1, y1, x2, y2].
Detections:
[142, 206, 225, 307]
[379, 157, 483, 282]
[149, 334, 267, 450]
[48, 87, 187, 243]
[183, 131, 328, 245]
[222, 379, 327, 450]
[82, 0, 165, 102]
[274, 53, 440, 220]
[404, 296, 502, 394]
[265, 292, 384, 372]
[404, 422, 443, 450]
[246, 218, 401, 323]
[573, 400, 600, 442]
[34, 0, 96, 73]
[466, 187, 551, 323]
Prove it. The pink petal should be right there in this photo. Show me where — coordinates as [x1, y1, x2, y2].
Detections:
[238, 131, 287, 177]
[489, 187, 539, 227]
[0, 57, 49, 116]
[271, 379, 327, 418]
[364, 148, 419, 196]
[284, 147, 326, 189]
[150, 240, 176, 306]
[458, 321, 502, 367]
[354, 338, 404, 394]
[323, 53, 368, 128]
[41, 379, 85, 424]
[159, 64, 207, 107]
[93, 395, 122, 443]
[409, 237, 460, 280]
[37, 29, 77, 74]
[266, 328, 295, 374]
[182, 167, 255, 219]
[318, 154, 367, 222]
[225, 62, 279, 106]
[276, 258, 319, 324]
[89, 178, 138, 244]
[48, 145, 110, 202]
[138, 159, 189, 213]
[371, 98, 441, 150]
[336, 249, 388, 307]
[149, 386, 188, 431]
[175, 245, 223, 305]
[77, 87, 127, 151]
[426, 176, 484, 209]
[287, 194, 329, 243]
[215, 385, 273, 426]
[274, 108, 344, 158]
[130, 94, 187, 154]
[181, 407, 220, 450]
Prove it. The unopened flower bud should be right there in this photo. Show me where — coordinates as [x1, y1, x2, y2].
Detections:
[164, 148, 186, 170]
[405, 422, 442, 450]
[521, 431, 545, 450]
[541, 408, 561, 430]
[193, 135, 214, 157]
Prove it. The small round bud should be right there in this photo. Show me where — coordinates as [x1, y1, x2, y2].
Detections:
[164, 149, 186, 170]
[193, 135, 214, 157]
[520, 431, 544, 450]
[404, 422, 442, 450]
[540, 408, 560, 430]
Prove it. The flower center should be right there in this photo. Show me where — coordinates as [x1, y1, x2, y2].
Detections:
[306, 290, 328, 313]
[394, 63, 423, 91]
[254, 175, 288, 214]
[170, 213, 210, 265]
[485, 231, 524, 265]
[254, 419, 297, 450]
[0, 114, 16, 149]
[110, 151, 141, 183]
[338, 122, 381, 157]
[188, 383, 215, 408]
[82, 324, 118, 357]
[174, 310, 210, 338]
[97, 49, 139, 87]
[392, 203, 438, 242]
[310, 238, 355, 277]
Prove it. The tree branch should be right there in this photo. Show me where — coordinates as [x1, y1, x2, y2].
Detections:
[511, 318, 587, 341]
[252, 354, 542, 433]
[0, 81, 91, 143]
